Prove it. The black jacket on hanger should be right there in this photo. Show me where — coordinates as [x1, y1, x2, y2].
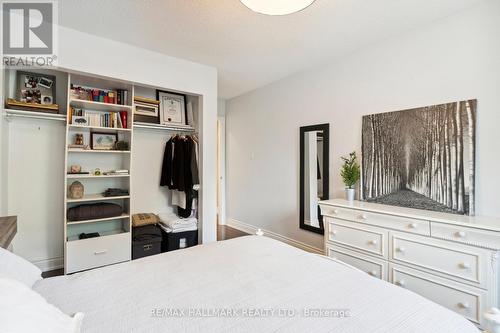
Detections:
[160, 138, 174, 187]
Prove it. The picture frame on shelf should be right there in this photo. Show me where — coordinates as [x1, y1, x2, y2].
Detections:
[12, 71, 58, 113]
[156, 90, 187, 126]
[90, 132, 118, 150]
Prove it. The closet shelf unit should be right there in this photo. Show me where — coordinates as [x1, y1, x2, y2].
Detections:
[3, 67, 203, 275]
[64, 73, 134, 273]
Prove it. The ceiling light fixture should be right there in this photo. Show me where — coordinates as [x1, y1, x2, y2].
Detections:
[240, 0, 316, 16]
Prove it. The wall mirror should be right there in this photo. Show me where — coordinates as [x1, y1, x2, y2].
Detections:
[300, 124, 329, 235]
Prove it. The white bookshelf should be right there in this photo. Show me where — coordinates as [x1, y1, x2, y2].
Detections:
[64, 73, 134, 274]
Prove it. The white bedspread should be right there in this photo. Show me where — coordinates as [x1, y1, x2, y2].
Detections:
[34, 236, 478, 333]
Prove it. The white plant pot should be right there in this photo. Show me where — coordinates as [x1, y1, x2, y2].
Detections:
[346, 188, 355, 202]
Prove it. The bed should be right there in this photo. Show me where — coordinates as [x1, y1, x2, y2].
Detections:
[32, 235, 483, 333]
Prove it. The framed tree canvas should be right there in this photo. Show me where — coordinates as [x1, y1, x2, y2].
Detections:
[361, 100, 476, 216]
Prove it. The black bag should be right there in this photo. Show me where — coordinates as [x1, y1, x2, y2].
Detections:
[132, 224, 162, 260]
[161, 229, 198, 252]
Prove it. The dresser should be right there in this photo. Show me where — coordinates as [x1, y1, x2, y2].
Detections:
[319, 199, 500, 329]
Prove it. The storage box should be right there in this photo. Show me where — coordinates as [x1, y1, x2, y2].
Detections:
[161, 229, 198, 252]
[132, 224, 162, 260]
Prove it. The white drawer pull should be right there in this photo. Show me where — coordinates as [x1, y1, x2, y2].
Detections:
[408, 223, 418, 229]
[395, 280, 406, 287]
[330, 230, 337, 236]
[456, 231, 467, 238]
[94, 250, 107, 255]
[332, 209, 339, 215]
[368, 270, 377, 276]
[459, 262, 471, 269]
[368, 240, 378, 245]
[396, 246, 406, 253]
[458, 302, 470, 309]
[359, 214, 368, 220]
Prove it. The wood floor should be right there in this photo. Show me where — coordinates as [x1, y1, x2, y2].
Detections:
[217, 224, 248, 240]
[42, 225, 247, 278]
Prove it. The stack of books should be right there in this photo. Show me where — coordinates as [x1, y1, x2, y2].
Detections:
[69, 107, 128, 128]
[103, 169, 129, 176]
[70, 85, 129, 105]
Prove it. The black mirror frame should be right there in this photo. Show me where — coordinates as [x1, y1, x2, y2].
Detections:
[299, 123, 329, 235]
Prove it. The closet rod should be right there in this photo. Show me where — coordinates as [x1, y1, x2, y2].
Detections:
[4, 112, 67, 122]
[133, 123, 196, 132]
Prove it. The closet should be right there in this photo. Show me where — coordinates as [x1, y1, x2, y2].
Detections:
[3, 68, 204, 274]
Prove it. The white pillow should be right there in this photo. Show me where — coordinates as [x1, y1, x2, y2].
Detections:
[0, 246, 42, 287]
[0, 278, 84, 333]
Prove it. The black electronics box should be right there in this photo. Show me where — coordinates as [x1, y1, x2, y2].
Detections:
[132, 224, 162, 260]
[160, 229, 198, 252]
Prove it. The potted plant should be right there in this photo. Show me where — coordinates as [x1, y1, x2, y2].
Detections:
[341, 152, 360, 202]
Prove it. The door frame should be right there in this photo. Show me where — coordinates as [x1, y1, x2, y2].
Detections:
[217, 116, 226, 225]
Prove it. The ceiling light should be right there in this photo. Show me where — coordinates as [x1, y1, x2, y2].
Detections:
[240, 0, 316, 16]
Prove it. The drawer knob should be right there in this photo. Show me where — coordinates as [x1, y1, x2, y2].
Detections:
[456, 231, 467, 238]
[332, 209, 339, 215]
[459, 262, 471, 269]
[368, 270, 377, 276]
[360, 214, 368, 221]
[94, 250, 107, 255]
[408, 223, 418, 229]
[330, 230, 337, 236]
[395, 280, 406, 287]
[458, 302, 470, 309]
[368, 240, 378, 245]
[396, 246, 406, 253]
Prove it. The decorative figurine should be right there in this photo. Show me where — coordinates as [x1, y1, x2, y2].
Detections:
[74, 133, 84, 145]
[115, 141, 129, 151]
[68, 181, 84, 199]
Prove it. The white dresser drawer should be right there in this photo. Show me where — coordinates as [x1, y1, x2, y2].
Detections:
[326, 244, 387, 280]
[66, 232, 131, 273]
[321, 206, 430, 236]
[389, 264, 486, 325]
[390, 232, 487, 287]
[431, 222, 500, 250]
[327, 219, 387, 258]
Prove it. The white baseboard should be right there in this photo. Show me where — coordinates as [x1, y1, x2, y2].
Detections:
[32, 257, 63, 272]
[226, 219, 324, 255]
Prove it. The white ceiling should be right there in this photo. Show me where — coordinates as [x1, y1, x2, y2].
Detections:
[59, 0, 483, 99]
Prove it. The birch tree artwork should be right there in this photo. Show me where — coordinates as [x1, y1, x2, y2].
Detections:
[361, 100, 476, 215]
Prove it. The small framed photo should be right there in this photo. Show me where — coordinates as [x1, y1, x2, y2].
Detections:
[41, 95, 53, 104]
[90, 132, 118, 150]
[38, 77, 53, 89]
[156, 90, 186, 126]
[72, 116, 89, 126]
